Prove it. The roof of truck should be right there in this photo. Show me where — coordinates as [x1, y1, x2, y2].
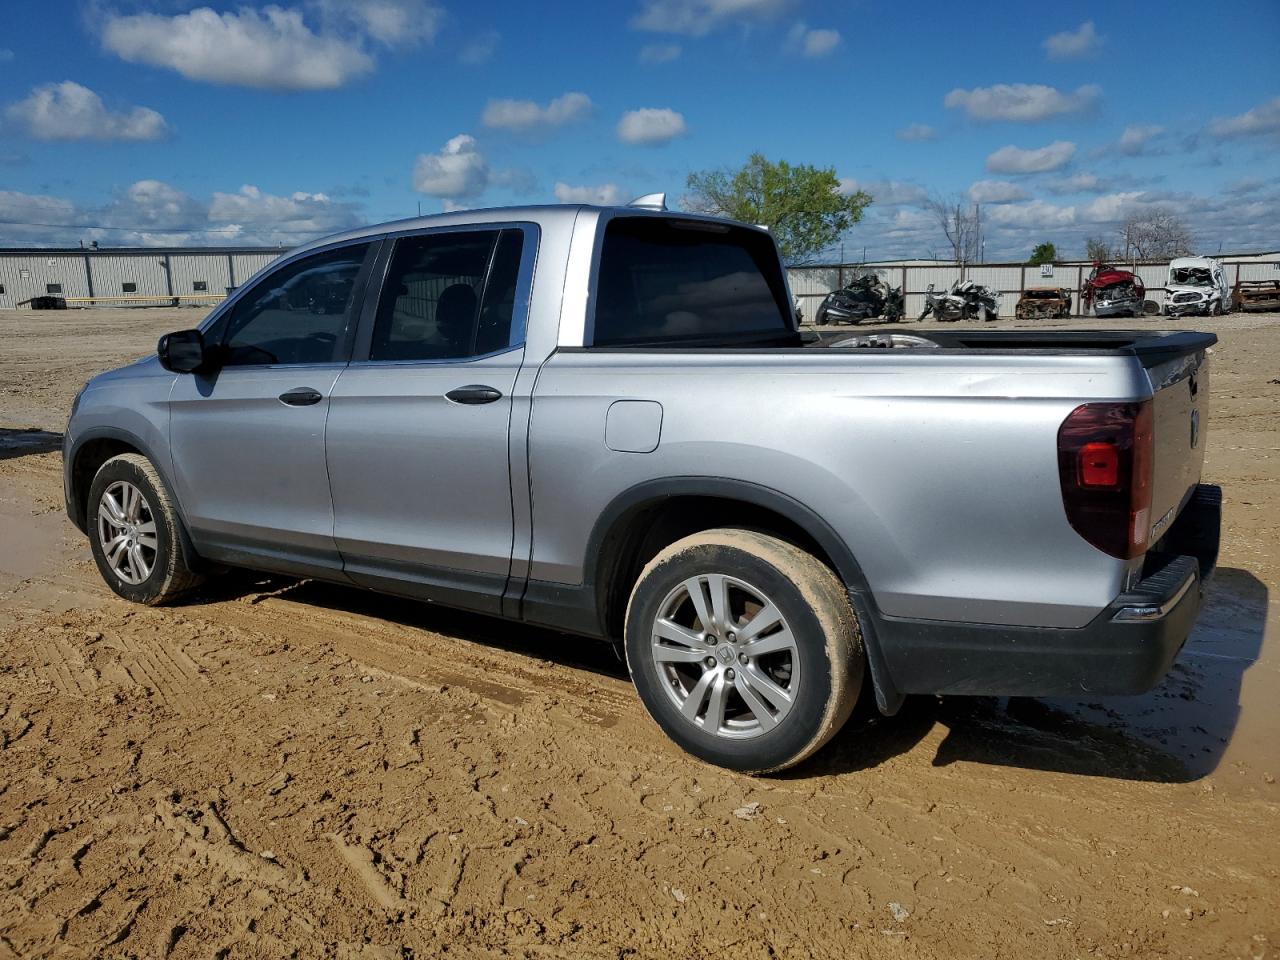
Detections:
[285, 203, 757, 261]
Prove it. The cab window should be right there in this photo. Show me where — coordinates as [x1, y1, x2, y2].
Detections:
[370, 228, 525, 362]
[218, 243, 371, 366]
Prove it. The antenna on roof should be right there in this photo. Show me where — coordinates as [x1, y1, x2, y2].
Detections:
[627, 192, 667, 211]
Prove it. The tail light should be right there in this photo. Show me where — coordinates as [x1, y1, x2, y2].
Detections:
[1057, 401, 1154, 559]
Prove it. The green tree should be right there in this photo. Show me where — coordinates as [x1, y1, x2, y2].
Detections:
[1028, 242, 1057, 265]
[684, 154, 871, 264]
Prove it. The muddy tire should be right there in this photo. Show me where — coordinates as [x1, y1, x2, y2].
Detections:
[87, 453, 204, 605]
[624, 529, 864, 774]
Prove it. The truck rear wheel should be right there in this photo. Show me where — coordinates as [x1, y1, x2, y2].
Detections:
[624, 529, 864, 774]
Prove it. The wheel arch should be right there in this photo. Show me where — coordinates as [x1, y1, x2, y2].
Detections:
[576, 477, 903, 714]
[68, 428, 204, 573]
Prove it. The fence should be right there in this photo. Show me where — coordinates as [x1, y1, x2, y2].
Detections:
[787, 257, 1280, 320]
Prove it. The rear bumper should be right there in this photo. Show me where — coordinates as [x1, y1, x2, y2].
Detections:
[871, 484, 1221, 697]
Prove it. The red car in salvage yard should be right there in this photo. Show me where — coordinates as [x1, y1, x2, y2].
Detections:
[1083, 262, 1146, 317]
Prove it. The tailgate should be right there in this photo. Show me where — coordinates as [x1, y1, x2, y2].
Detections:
[1143, 335, 1213, 545]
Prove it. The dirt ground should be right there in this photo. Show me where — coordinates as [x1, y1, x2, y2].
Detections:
[0, 305, 1277, 959]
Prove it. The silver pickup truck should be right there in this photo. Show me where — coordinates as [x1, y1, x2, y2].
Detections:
[63, 199, 1220, 773]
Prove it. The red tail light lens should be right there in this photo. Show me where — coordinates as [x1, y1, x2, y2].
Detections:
[1057, 401, 1154, 559]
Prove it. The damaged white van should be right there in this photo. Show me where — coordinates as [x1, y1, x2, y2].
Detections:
[1164, 256, 1231, 316]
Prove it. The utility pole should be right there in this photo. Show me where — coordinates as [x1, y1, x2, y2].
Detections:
[975, 202, 983, 264]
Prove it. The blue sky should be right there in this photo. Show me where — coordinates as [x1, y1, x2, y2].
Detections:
[1, 0, 1278, 259]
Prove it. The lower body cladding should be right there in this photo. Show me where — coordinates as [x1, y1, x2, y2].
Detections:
[864, 485, 1221, 698]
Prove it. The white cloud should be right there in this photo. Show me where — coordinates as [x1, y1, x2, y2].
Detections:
[986, 140, 1077, 174]
[631, 0, 790, 36]
[0, 180, 362, 247]
[554, 182, 626, 205]
[319, 0, 442, 47]
[968, 180, 1030, 204]
[945, 83, 1100, 122]
[5, 81, 168, 142]
[639, 43, 682, 63]
[617, 107, 687, 145]
[985, 199, 1077, 229]
[1045, 172, 1110, 195]
[837, 180, 1280, 261]
[1077, 192, 1146, 223]
[1111, 123, 1164, 156]
[0, 189, 77, 229]
[896, 123, 937, 142]
[104, 180, 206, 231]
[482, 92, 593, 133]
[459, 30, 500, 64]
[412, 134, 489, 198]
[838, 178, 925, 206]
[102, 6, 375, 91]
[786, 22, 840, 57]
[1225, 177, 1266, 196]
[1043, 21, 1102, 60]
[1209, 96, 1280, 138]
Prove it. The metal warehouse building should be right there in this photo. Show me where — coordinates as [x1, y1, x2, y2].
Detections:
[2, 244, 1277, 317]
[0, 247, 285, 310]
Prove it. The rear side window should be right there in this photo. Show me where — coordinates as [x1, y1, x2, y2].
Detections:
[370, 228, 525, 361]
[592, 217, 792, 347]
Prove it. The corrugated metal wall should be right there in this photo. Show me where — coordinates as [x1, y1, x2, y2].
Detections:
[0, 254, 91, 307]
[2, 249, 1277, 313]
[0, 249, 285, 308]
[170, 254, 233, 296]
[231, 253, 280, 290]
[89, 254, 169, 299]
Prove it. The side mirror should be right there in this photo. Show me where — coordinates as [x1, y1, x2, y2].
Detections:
[158, 329, 208, 373]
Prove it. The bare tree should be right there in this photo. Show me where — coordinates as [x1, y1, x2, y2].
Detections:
[1084, 236, 1113, 262]
[1117, 208, 1193, 260]
[924, 193, 980, 265]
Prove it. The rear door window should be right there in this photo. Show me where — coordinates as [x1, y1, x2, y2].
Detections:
[591, 217, 793, 347]
[369, 228, 525, 361]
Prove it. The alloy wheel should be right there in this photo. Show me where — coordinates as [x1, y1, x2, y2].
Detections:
[649, 574, 800, 739]
[97, 480, 157, 584]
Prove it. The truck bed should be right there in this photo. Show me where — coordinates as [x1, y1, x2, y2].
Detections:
[812, 327, 1217, 364]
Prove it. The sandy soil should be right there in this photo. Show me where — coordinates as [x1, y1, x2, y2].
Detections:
[0, 306, 1277, 959]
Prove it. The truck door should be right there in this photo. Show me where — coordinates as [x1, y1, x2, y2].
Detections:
[168, 240, 377, 575]
[325, 225, 535, 615]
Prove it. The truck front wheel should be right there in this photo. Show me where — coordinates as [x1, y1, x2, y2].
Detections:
[87, 453, 204, 605]
[624, 529, 864, 774]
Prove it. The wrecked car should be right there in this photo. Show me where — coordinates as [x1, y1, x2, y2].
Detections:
[1015, 287, 1073, 320]
[919, 279, 999, 322]
[1083, 263, 1145, 318]
[815, 274, 904, 325]
[1232, 279, 1280, 313]
[1164, 257, 1230, 316]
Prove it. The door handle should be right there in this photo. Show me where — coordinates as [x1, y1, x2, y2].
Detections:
[279, 387, 323, 406]
[445, 384, 503, 405]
